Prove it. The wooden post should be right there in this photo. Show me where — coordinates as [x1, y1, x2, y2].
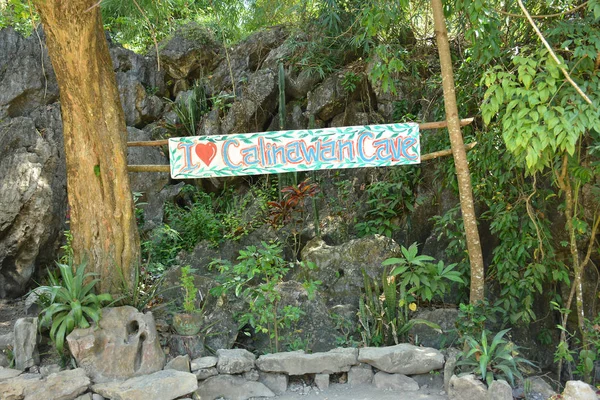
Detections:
[431, 0, 486, 303]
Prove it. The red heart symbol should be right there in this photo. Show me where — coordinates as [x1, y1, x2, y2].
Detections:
[195, 142, 217, 166]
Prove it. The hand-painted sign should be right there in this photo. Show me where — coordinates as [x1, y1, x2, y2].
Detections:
[168, 123, 420, 179]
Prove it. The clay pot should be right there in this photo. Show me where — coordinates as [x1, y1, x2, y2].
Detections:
[172, 312, 203, 336]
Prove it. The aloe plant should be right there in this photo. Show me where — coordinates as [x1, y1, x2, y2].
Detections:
[37, 260, 112, 354]
[457, 328, 535, 387]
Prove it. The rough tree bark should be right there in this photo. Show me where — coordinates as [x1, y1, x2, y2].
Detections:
[32, 0, 140, 294]
[431, 0, 486, 303]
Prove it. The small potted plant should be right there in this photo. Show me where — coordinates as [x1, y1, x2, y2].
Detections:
[172, 265, 204, 336]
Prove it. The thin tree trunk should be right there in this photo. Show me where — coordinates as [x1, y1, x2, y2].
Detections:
[431, 0, 486, 303]
[33, 0, 140, 294]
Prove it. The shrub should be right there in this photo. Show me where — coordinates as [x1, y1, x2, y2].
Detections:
[37, 260, 112, 354]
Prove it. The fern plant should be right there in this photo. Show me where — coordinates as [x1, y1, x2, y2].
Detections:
[37, 260, 112, 354]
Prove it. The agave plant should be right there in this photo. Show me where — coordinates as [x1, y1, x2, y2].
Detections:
[457, 328, 535, 387]
[37, 260, 112, 354]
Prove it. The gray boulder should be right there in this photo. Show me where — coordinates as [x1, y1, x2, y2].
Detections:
[164, 355, 190, 372]
[67, 306, 165, 383]
[92, 369, 198, 400]
[488, 379, 513, 400]
[300, 235, 401, 308]
[358, 343, 444, 375]
[209, 26, 288, 93]
[0, 27, 59, 119]
[256, 348, 358, 375]
[24, 368, 90, 400]
[0, 116, 66, 298]
[158, 22, 221, 81]
[258, 371, 288, 395]
[116, 72, 164, 127]
[348, 364, 374, 386]
[373, 372, 419, 391]
[194, 367, 217, 380]
[0, 367, 22, 381]
[195, 374, 275, 400]
[110, 46, 166, 97]
[561, 380, 597, 400]
[191, 356, 217, 371]
[0, 373, 41, 400]
[409, 308, 458, 349]
[221, 68, 279, 134]
[216, 348, 256, 374]
[13, 318, 38, 371]
[447, 374, 487, 400]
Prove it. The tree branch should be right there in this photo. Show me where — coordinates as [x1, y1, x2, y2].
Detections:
[498, 2, 587, 19]
[516, 0, 593, 105]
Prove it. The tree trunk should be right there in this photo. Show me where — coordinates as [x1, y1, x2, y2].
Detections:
[431, 0, 486, 303]
[33, 0, 140, 294]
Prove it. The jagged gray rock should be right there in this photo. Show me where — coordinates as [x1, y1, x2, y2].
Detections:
[0, 367, 22, 381]
[0, 27, 58, 119]
[13, 317, 38, 371]
[194, 367, 217, 380]
[300, 236, 401, 308]
[373, 372, 419, 391]
[216, 348, 256, 374]
[67, 306, 165, 383]
[358, 344, 444, 375]
[92, 369, 197, 400]
[195, 374, 275, 400]
[0, 115, 66, 298]
[256, 348, 358, 375]
[158, 22, 221, 81]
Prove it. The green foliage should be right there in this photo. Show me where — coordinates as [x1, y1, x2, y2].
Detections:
[382, 243, 465, 303]
[142, 224, 183, 275]
[456, 299, 504, 342]
[37, 261, 112, 354]
[209, 241, 308, 352]
[180, 265, 201, 313]
[340, 71, 362, 93]
[355, 168, 423, 238]
[163, 80, 209, 137]
[358, 267, 442, 347]
[115, 262, 168, 312]
[59, 230, 74, 265]
[164, 186, 223, 249]
[0, 0, 37, 35]
[457, 329, 535, 387]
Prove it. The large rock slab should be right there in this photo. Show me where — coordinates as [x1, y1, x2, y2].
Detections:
[216, 348, 255, 374]
[0, 373, 41, 400]
[92, 369, 197, 400]
[256, 348, 358, 375]
[358, 344, 444, 375]
[13, 317, 39, 370]
[195, 374, 275, 400]
[0, 367, 22, 381]
[24, 368, 90, 400]
[67, 306, 165, 383]
[0, 115, 66, 298]
[561, 380, 597, 400]
[447, 374, 487, 400]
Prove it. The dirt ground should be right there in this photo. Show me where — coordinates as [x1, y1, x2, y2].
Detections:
[271, 384, 448, 400]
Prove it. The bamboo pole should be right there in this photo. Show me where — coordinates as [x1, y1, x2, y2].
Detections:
[127, 143, 478, 172]
[432, 0, 486, 303]
[421, 142, 477, 161]
[126, 118, 475, 148]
